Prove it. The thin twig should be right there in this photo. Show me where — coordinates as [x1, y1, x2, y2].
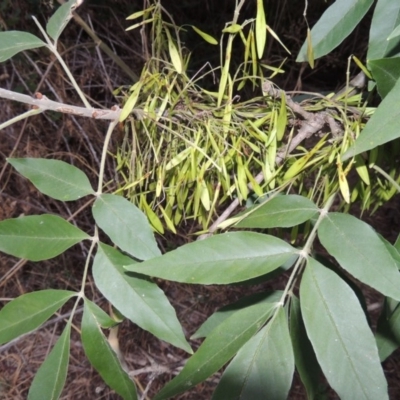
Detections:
[0, 88, 120, 121]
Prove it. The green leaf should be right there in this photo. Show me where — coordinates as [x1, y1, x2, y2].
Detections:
[46, 0, 77, 41]
[367, 0, 400, 60]
[92, 194, 160, 261]
[389, 303, 400, 343]
[380, 234, 400, 270]
[0, 214, 89, 261]
[8, 158, 94, 201]
[125, 232, 297, 284]
[81, 302, 137, 400]
[0, 31, 46, 62]
[368, 57, 400, 99]
[212, 306, 294, 400]
[342, 76, 400, 160]
[236, 195, 318, 229]
[300, 258, 388, 400]
[388, 24, 400, 40]
[192, 291, 282, 339]
[375, 299, 399, 362]
[93, 244, 191, 353]
[0, 290, 76, 345]
[289, 296, 323, 399]
[297, 0, 374, 62]
[83, 298, 118, 329]
[28, 322, 71, 400]
[154, 301, 278, 400]
[318, 213, 400, 300]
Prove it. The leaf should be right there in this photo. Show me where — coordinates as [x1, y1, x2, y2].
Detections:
[300, 258, 388, 400]
[154, 301, 278, 400]
[236, 195, 318, 229]
[368, 57, 400, 98]
[46, 0, 77, 42]
[380, 234, 400, 270]
[192, 291, 283, 339]
[93, 244, 191, 353]
[289, 296, 323, 399]
[367, 0, 400, 60]
[0, 290, 76, 345]
[8, 158, 94, 201]
[92, 194, 160, 261]
[81, 302, 137, 400]
[388, 303, 400, 344]
[318, 213, 400, 300]
[296, 0, 374, 62]
[84, 298, 118, 329]
[375, 299, 399, 362]
[342, 76, 400, 160]
[255, 0, 267, 59]
[125, 232, 297, 284]
[212, 306, 294, 400]
[0, 214, 89, 261]
[388, 24, 400, 40]
[192, 26, 218, 45]
[0, 31, 46, 62]
[28, 322, 71, 400]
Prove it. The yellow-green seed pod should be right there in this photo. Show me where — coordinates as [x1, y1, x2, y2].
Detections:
[355, 154, 370, 185]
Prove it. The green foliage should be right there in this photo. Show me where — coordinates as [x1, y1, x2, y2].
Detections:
[93, 244, 191, 353]
[28, 322, 71, 400]
[8, 158, 95, 201]
[1, 0, 400, 399]
[297, 0, 374, 63]
[0, 215, 89, 261]
[81, 301, 137, 400]
[300, 259, 388, 400]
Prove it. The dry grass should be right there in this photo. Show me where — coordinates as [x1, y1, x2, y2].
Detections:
[1, 1, 400, 399]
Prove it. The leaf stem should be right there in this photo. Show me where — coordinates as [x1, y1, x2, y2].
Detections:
[0, 109, 43, 130]
[79, 226, 99, 296]
[279, 193, 336, 305]
[96, 118, 120, 194]
[32, 16, 91, 109]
